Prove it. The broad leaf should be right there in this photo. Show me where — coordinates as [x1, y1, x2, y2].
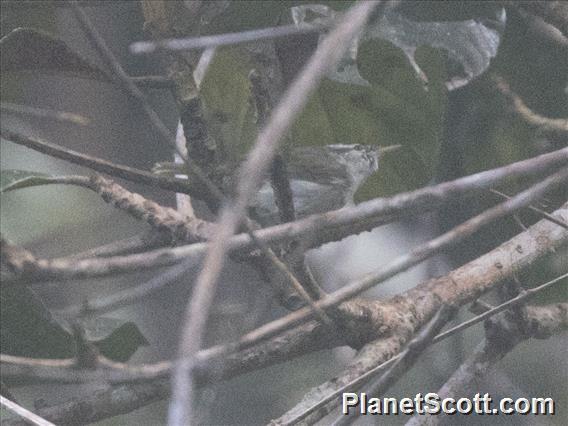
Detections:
[87, 320, 149, 363]
[291, 4, 506, 90]
[0, 285, 72, 359]
[198, 48, 260, 167]
[0, 283, 147, 362]
[180, 3, 509, 199]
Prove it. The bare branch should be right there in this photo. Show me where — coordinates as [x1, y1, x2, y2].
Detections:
[70, 1, 224, 211]
[230, 168, 568, 354]
[280, 272, 567, 425]
[246, 230, 336, 327]
[130, 24, 328, 54]
[1, 102, 90, 126]
[2, 149, 566, 286]
[88, 175, 215, 242]
[2, 221, 565, 424]
[63, 232, 167, 260]
[405, 303, 568, 426]
[513, 5, 568, 50]
[248, 69, 296, 224]
[1, 396, 55, 426]
[0, 128, 211, 200]
[493, 76, 568, 137]
[273, 200, 568, 424]
[129, 75, 176, 90]
[2, 174, 214, 243]
[332, 305, 458, 426]
[515, 1, 568, 38]
[169, 3, 383, 424]
[1, 381, 169, 426]
[61, 260, 198, 318]
[490, 188, 568, 229]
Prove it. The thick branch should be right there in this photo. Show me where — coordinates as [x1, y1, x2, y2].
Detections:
[273, 201, 568, 424]
[405, 303, 568, 426]
[2, 203, 566, 416]
[169, 3, 383, 423]
[3, 149, 566, 285]
[1, 396, 55, 426]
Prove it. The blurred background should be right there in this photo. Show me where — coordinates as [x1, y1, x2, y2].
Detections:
[1, 1, 566, 425]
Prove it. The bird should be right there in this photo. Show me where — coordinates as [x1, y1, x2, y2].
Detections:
[153, 143, 399, 225]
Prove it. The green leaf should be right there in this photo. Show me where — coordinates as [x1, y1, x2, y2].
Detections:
[198, 3, 459, 200]
[91, 322, 149, 363]
[289, 4, 505, 90]
[289, 43, 447, 200]
[0, 285, 73, 359]
[0, 170, 54, 193]
[0, 283, 148, 362]
[199, 48, 259, 166]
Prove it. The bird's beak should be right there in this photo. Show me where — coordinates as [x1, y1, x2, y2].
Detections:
[375, 144, 402, 155]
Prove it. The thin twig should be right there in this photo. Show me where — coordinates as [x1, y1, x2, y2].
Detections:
[129, 75, 176, 89]
[61, 261, 197, 318]
[493, 75, 568, 137]
[434, 273, 567, 343]
[63, 232, 166, 260]
[170, 47, 215, 216]
[332, 305, 458, 426]
[131, 24, 329, 54]
[3, 149, 567, 286]
[1, 380, 170, 426]
[237, 168, 568, 351]
[70, 1, 223, 211]
[70, 2, 320, 327]
[1, 228, 566, 426]
[405, 303, 568, 426]
[168, 3, 383, 424]
[1, 102, 90, 126]
[249, 69, 296, 224]
[245, 230, 335, 327]
[490, 188, 568, 230]
[1, 396, 55, 426]
[0, 128, 211, 199]
[279, 273, 567, 425]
